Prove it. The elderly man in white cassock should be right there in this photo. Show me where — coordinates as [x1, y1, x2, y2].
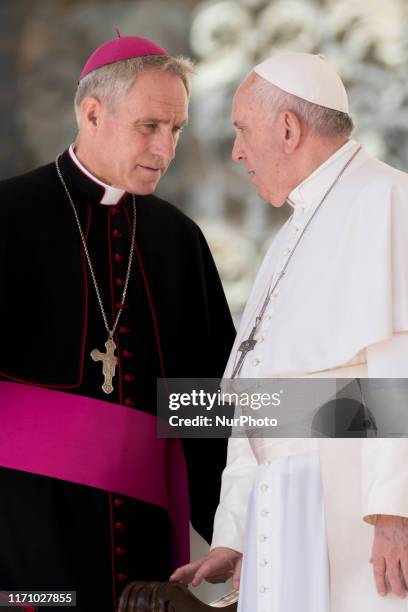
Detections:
[171, 53, 408, 611]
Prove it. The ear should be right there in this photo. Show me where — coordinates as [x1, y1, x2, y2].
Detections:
[80, 96, 103, 134]
[281, 111, 302, 153]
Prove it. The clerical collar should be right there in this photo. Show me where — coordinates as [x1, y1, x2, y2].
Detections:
[68, 144, 126, 205]
[287, 139, 360, 210]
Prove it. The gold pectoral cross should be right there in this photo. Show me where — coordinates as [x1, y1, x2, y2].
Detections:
[91, 338, 118, 394]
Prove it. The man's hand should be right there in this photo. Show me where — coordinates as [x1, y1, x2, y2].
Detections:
[371, 515, 408, 599]
[170, 547, 243, 590]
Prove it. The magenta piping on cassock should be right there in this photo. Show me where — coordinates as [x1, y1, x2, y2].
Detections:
[0, 381, 190, 569]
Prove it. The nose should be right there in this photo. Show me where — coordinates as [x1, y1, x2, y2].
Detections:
[151, 131, 177, 161]
[232, 136, 245, 163]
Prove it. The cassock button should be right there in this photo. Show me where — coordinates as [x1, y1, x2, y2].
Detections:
[260, 484, 269, 492]
[115, 521, 126, 530]
[259, 585, 267, 593]
[260, 509, 269, 518]
[117, 574, 127, 583]
[124, 398, 135, 406]
[119, 326, 130, 334]
[115, 278, 125, 287]
[123, 350, 134, 358]
[124, 374, 135, 382]
[116, 302, 128, 310]
[114, 498, 124, 507]
[260, 559, 268, 568]
[259, 534, 268, 542]
[252, 358, 260, 367]
[115, 547, 127, 556]
[112, 229, 122, 238]
[114, 253, 123, 262]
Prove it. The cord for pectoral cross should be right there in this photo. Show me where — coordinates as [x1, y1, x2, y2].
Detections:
[231, 266, 288, 379]
[230, 144, 363, 380]
[231, 282, 276, 379]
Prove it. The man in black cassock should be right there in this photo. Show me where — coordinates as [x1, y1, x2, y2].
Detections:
[0, 35, 235, 611]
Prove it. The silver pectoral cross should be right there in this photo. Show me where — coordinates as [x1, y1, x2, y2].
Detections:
[91, 338, 118, 394]
[231, 321, 259, 379]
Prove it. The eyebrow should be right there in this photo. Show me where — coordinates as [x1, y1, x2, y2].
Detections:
[133, 117, 188, 128]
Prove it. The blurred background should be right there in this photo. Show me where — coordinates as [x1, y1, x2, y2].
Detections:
[2, 0, 408, 603]
[2, 0, 408, 321]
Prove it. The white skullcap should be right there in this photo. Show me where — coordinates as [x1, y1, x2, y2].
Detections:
[254, 52, 349, 114]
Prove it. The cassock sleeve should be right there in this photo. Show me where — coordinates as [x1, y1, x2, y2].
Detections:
[182, 437, 230, 545]
[362, 331, 408, 524]
[210, 435, 258, 553]
[362, 181, 408, 524]
[181, 229, 236, 545]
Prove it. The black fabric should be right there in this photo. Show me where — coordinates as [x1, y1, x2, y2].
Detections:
[0, 150, 235, 611]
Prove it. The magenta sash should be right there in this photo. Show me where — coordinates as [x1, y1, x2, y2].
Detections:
[0, 381, 190, 569]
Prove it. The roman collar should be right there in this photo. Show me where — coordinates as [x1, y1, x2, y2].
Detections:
[56, 146, 128, 206]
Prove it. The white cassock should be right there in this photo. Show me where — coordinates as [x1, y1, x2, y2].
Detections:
[211, 140, 408, 611]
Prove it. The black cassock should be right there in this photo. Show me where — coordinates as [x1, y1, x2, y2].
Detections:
[0, 150, 235, 611]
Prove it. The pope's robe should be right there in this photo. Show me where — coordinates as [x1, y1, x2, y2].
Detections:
[0, 149, 235, 611]
[211, 140, 408, 611]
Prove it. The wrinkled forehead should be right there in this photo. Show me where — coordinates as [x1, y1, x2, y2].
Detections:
[232, 72, 261, 119]
[122, 70, 189, 113]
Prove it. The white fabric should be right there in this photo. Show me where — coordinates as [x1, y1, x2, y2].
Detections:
[68, 144, 126, 205]
[213, 348, 408, 610]
[254, 53, 349, 113]
[212, 142, 408, 610]
[214, 339, 408, 551]
[238, 452, 330, 612]
[223, 139, 408, 379]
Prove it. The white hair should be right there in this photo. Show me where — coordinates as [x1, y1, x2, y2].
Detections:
[74, 55, 195, 127]
[250, 78, 354, 138]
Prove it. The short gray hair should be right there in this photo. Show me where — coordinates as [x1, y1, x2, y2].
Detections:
[251, 78, 353, 138]
[74, 54, 195, 127]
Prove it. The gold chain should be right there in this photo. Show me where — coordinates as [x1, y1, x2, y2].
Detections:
[55, 156, 136, 339]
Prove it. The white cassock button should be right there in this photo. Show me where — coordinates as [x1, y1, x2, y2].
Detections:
[252, 358, 260, 366]
[259, 585, 268, 593]
[258, 335, 265, 343]
[259, 533, 268, 542]
[260, 559, 268, 567]
[260, 509, 269, 518]
[283, 247, 291, 255]
[264, 314, 271, 321]
[260, 483, 269, 492]
[273, 289, 279, 296]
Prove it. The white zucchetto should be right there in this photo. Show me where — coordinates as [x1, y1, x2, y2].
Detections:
[254, 52, 349, 114]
